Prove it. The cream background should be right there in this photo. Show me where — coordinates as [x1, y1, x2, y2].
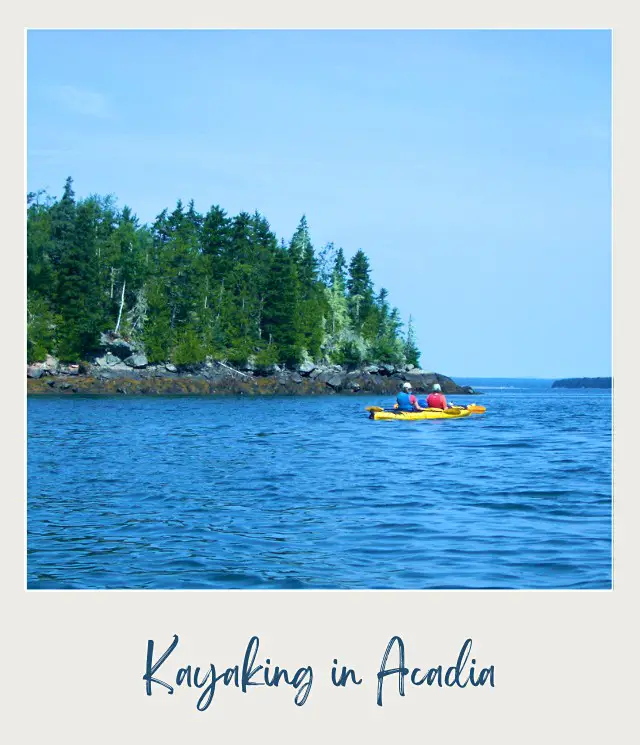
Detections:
[5, 2, 637, 742]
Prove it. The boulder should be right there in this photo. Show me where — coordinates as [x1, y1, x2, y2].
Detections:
[99, 332, 143, 360]
[297, 361, 316, 376]
[27, 365, 43, 379]
[326, 373, 346, 389]
[61, 364, 80, 376]
[95, 352, 121, 368]
[310, 365, 330, 380]
[291, 372, 303, 384]
[165, 364, 178, 373]
[379, 364, 395, 376]
[43, 355, 60, 374]
[124, 354, 148, 369]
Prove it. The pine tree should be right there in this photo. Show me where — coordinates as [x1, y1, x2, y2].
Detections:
[347, 249, 375, 331]
[56, 200, 103, 360]
[404, 315, 421, 367]
[26, 181, 422, 369]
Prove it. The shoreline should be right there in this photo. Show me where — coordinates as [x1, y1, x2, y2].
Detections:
[27, 362, 479, 397]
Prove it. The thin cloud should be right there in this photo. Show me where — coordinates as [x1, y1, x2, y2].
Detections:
[47, 84, 112, 118]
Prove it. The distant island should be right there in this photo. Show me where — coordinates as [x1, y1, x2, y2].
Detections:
[552, 377, 612, 389]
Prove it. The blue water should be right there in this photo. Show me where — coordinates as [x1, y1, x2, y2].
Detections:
[27, 380, 612, 589]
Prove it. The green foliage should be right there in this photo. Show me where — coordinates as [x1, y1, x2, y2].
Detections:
[26, 178, 422, 368]
[254, 345, 279, 368]
[404, 315, 421, 368]
[27, 295, 57, 363]
[172, 328, 205, 366]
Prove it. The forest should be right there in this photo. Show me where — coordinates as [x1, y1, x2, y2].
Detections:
[27, 177, 421, 369]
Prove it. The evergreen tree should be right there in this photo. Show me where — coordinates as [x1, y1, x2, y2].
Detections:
[56, 200, 103, 360]
[347, 249, 375, 332]
[26, 179, 422, 368]
[404, 315, 421, 367]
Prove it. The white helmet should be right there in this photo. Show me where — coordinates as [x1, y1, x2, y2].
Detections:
[402, 382, 412, 390]
[433, 383, 442, 392]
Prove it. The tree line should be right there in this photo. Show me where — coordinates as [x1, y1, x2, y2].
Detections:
[27, 177, 421, 369]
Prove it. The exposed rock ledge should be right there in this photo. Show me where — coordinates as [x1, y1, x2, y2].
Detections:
[27, 356, 478, 397]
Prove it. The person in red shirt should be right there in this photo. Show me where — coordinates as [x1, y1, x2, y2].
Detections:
[426, 383, 449, 409]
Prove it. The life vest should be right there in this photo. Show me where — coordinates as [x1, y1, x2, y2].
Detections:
[396, 391, 414, 411]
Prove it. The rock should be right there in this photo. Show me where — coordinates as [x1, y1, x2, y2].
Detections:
[326, 373, 345, 389]
[315, 369, 333, 384]
[95, 352, 121, 367]
[258, 363, 281, 375]
[59, 382, 71, 390]
[124, 354, 148, 369]
[47, 379, 56, 387]
[363, 365, 379, 374]
[99, 332, 143, 360]
[165, 364, 178, 373]
[379, 364, 395, 376]
[297, 361, 316, 375]
[43, 355, 59, 374]
[61, 364, 80, 376]
[310, 365, 330, 380]
[291, 372, 303, 384]
[406, 364, 416, 372]
[27, 365, 43, 379]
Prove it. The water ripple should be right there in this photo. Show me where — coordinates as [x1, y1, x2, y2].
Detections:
[27, 386, 612, 589]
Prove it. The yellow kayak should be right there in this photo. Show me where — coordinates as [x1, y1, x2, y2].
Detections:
[369, 408, 472, 421]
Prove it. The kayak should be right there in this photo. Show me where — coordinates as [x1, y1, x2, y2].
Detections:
[366, 403, 486, 421]
[369, 408, 472, 421]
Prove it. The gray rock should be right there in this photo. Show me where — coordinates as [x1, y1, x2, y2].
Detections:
[291, 372, 303, 384]
[297, 361, 316, 375]
[238, 356, 257, 372]
[62, 365, 80, 376]
[363, 365, 379, 374]
[261, 363, 281, 375]
[110, 339, 136, 359]
[326, 373, 345, 389]
[27, 365, 43, 379]
[124, 354, 148, 369]
[165, 363, 178, 373]
[43, 355, 59, 374]
[379, 364, 395, 376]
[310, 365, 329, 380]
[95, 352, 121, 368]
[100, 332, 143, 360]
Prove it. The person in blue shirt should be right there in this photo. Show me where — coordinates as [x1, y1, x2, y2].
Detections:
[396, 382, 425, 411]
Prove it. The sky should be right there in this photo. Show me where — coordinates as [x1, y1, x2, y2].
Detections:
[27, 30, 611, 378]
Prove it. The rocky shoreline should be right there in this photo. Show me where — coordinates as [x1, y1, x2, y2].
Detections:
[27, 333, 478, 397]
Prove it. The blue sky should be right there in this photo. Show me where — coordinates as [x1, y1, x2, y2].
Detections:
[27, 30, 611, 378]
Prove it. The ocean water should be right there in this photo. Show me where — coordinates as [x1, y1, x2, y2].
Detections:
[27, 380, 612, 589]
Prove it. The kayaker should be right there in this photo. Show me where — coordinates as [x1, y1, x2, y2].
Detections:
[396, 382, 424, 411]
[426, 383, 449, 409]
